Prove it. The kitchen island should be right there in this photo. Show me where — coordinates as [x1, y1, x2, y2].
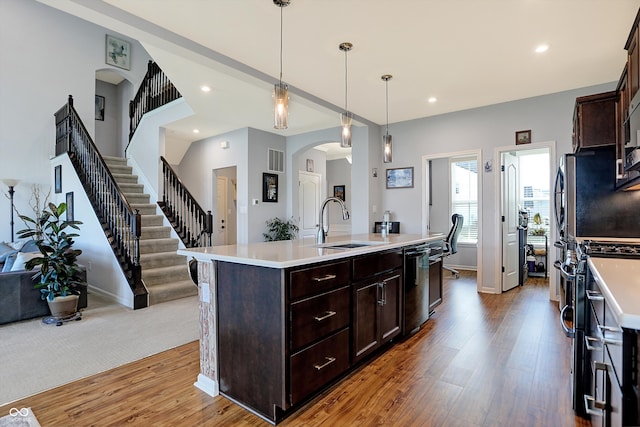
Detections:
[178, 232, 444, 424]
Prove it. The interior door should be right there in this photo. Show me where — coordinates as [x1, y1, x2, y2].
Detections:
[298, 171, 321, 240]
[215, 176, 228, 245]
[502, 152, 519, 292]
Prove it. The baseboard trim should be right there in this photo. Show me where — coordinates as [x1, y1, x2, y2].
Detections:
[194, 374, 219, 397]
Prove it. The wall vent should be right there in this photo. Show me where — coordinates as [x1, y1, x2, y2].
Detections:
[268, 148, 285, 173]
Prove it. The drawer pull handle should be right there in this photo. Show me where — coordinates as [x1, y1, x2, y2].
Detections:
[314, 311, 337, 322]
[313, 356, 336, 371]
[312, 274, 337, 282]
[597, 325, 623, 346]
[584, 335, 603, 351]
[584, 394, 605, 416]
[586, 290, 604, 301]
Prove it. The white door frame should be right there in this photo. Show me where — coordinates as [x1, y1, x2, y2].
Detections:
[421, 149, 483, 293]
[494, 141, 557, 301]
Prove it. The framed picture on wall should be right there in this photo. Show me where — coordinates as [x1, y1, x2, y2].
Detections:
[515, 129, 531, 145]
[54, 165, 62, 194]
[333, 185, 345, 202]
[263, 173, 278, 203]
[95, 95, 105, 121]
[65, 192, 74, 221]
[105, 34, 131, 70]
[386, 167, 414, 189]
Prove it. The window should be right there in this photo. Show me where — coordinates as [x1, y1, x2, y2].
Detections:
[450, 157, 478, 243]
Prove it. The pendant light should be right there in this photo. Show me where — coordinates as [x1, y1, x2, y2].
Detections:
[273, 0, 290, 129]
[381, 74, 393, 163]
[339, 42, 353, 148]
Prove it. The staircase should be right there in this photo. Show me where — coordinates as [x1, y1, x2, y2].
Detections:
[104, 156, 197, 305]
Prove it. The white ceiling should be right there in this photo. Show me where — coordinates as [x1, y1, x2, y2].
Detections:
[42, 0, 640, 146]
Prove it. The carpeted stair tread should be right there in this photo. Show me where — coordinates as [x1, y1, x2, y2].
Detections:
[124, 193, 151, 204]
[117, 183, 145, 193]
[142, 265, 191, 285]
[148, 280, 197, 305]
[140, 252, 187, 268]
[139, 238, 178, 254]
[141, 215, 164, 227]
[140, 226, 172, 240]
[130, 203, 157, 215]
[111, 173, 139, 184]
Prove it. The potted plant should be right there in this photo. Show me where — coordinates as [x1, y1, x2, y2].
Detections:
[263, 217, 299, 241]
[17, 201, 85, 318]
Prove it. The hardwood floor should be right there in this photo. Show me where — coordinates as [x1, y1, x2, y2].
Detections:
[0, 272, 591, 426]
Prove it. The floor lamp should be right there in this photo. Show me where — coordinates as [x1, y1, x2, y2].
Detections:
[2, 179, 19, 242]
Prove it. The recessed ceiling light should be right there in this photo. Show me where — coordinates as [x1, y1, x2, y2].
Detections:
[535, 44, 549, 53]
[200, 85, 211, 92]
[428, 97, 437, 103]
[193, 129, 200, 134]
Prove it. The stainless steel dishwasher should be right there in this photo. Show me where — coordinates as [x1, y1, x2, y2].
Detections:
[403, 243, 431, 336]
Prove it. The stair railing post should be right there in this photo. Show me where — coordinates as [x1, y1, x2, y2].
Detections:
[206, 210, 213, 246]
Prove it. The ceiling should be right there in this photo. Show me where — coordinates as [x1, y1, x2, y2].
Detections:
[42, 0, 640, 148]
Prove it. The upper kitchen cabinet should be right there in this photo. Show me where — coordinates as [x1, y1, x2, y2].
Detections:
[572, 91, 618, 152]
[616, 65, 630, 184]
[626, 10, 640, 104]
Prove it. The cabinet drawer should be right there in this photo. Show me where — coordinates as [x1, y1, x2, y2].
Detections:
[353, 249, 403, 282]
[290, 328, 350, 405]
[289, 260, 350, 300]
[290, 286, 350, 351]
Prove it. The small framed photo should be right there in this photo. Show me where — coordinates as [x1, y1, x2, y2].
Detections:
[262, 172, 278, 203]
[54, 165, 62, 194]
[95, 95, 105, 121]
[105, 34, 131, 70]
[65, 192, 74, 221]
[386, 167, 414, 189]
[306, 159, 314, 172]
[515, 129, 531, 145]
[333, 185, 345, 202]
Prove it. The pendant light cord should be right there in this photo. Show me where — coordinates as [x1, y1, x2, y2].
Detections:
[385, 80, 389, 134]
[279, 5, 283, 83]
[344, 49, 348, 112]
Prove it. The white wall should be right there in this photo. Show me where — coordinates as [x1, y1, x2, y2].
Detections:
[0, 0, 150, 245]
[95, 80, 119, 157]
[380, 82, 616, 292]
[326, 158, 352, 232]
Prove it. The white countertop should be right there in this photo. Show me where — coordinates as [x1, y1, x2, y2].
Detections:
[178, 233, 445, 269]
[587, 257, 640, 330]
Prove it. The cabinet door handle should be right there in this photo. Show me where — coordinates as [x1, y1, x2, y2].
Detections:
[313, 356, 336, 371]
[586, 290, 604, 301]
[377, 282, 386, 306]
[314, 311, 337, 322]
[312, 274, 336, 282]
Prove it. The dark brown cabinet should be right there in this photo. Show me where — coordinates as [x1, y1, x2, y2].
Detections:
[428, 257, 443, 313]
[626, 12, 639, 104]
[573, 91, 618, 152]
[352, 250, 403, 364]
[215, 247, 410, 424]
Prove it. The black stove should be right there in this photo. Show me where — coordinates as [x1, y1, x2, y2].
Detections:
[579, 239, 640, 259]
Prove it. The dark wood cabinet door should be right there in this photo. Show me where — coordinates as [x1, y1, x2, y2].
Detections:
[428, 259, 443, 313]
[352, 280, 379, 363]
[574, 92, 618, 151]
[628, 28, 639, 103]
[379, 271, 402, 343]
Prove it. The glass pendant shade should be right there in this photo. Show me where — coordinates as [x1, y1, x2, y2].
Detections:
[340, 111, 353, 148]
[274, 82, 289, 129]
[383, 133, 393, 163]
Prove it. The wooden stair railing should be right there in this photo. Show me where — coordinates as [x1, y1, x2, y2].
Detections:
[159, 156, 213, 248]
[55, 95, 147, 310]
[128, 60, 182, 149]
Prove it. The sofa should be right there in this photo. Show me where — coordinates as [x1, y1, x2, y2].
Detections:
[0, 241, 87, 325]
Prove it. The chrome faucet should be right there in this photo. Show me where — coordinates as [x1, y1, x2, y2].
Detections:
[317, 197, 350, 244]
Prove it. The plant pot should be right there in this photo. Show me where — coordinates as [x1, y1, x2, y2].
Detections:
[47, 294, 79, 318]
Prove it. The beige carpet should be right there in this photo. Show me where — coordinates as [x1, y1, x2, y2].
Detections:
[0, 292, 199, 406]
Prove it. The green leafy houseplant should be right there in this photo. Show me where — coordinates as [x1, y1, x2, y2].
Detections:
[17, 202, 85, 302]
[263, 217, 299, 242]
